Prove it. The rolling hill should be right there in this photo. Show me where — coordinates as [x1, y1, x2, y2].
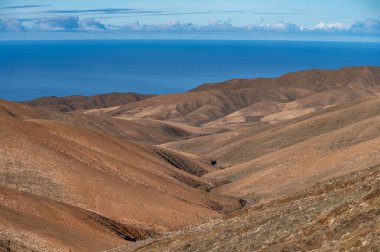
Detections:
[98, 66, 380, 126]
[0, 100, 243, 251]
[163, 96, 380, 203]
[24, 92, 155, 112]
[1, 66, 379, 251]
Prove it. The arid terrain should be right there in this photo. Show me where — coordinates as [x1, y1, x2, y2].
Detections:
[111, 164, 380, 252]
[1, 66, 379, 251]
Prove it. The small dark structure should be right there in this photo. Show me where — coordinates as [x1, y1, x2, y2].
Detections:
[210, 160, 217, 166]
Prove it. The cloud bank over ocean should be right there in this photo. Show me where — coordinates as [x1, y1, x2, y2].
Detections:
[1, 16, 379, 38]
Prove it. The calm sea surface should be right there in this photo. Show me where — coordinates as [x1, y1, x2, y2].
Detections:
[1, 40, 379, 101]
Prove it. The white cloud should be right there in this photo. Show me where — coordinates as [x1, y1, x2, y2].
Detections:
[314, 22, 349, 31]
[1, 17, 379, 38]
[251, 21, 301, 32]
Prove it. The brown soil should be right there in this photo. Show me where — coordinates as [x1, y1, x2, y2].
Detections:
[111, 165, 380, 252]
[1, 66, 379, 251]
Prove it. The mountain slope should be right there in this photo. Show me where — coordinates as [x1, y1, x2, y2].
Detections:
[24, 92, 155, 112]
[0, 187, 149, 252]
[0, 100, 243, 251]
[3, 66, 380, 251]
[164, 96, 380, 166]
[112, 164, 380, 252]
[1, 99, 214, 145]
[103, 66, 380, 126]
[163, 96, 380, 202]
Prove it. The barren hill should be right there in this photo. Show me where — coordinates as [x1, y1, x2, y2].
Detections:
[163, 96, 380, 202]
[112, 164, 380, 252]
[24, 92, 155, 112]
[0, 100, 243, 251]
[1, 99, 214, 145]
[101, 66, 380, 126]
[2, 66, 380, 251]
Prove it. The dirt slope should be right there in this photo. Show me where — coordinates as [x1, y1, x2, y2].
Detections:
[104, 66, 380, 126]
[0, 187, 148, 252]
[112, 165, 380, 252]
[1, 99, 215, 145]
[3, 66, 380, 251]
[164, 96, 380, 166]
[162, 96, 380, 202]
[0, 100, 243, 251]
[24, 92, 155, 112]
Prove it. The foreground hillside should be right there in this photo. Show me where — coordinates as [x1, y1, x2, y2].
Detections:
[112, 164, 379, 251]
[0, 100, 242, 251]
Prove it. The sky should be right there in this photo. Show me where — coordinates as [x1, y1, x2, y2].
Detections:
[0, 0, 379, 40]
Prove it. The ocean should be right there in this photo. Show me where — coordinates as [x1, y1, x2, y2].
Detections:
[1, 40, 379, 101]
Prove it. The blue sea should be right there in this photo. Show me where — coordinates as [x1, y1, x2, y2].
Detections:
[1, 40, 379, 101]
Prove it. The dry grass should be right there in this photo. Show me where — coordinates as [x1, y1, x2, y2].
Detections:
[111, 165, 380, 252]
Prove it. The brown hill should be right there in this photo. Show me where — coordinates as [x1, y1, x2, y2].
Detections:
[192, 66, 380, 92]
[163, 96, 380, 203]
[112, 164, 380, 252]
[1, 99, 216, 145]
[0, 187, 146, 252]
[0, 100, 243, 251]
[102, 66, 380, 126]
[24, 92, 155, 112]
[3, 66, 380, 251]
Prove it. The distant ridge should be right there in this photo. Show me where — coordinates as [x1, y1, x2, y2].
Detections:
[97, 66, 380, 125]
[24, 92, 155, 112]
[191, 66, 380, 92]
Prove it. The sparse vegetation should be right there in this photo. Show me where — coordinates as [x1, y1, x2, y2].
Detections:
[1, 67, 380, 251]
[111, 165, 380, 252]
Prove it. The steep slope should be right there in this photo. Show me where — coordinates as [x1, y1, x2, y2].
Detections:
[205, 87, 374, 126]
[164, 96, 379, 165]
[104, 66, 380, 126]
[163, 96, 380, 203]
[0, 100, 243, 251]
[112, 164, 380, 252]
[1, 99, 213, 145]
[0, 187, 150, 252]
[24, 92, 155, 112]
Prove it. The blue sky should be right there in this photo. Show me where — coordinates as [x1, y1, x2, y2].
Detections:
[0, 0, 379, 40]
